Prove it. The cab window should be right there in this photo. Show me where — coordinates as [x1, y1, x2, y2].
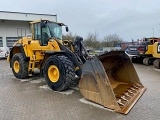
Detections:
[33, 23, 41, 40]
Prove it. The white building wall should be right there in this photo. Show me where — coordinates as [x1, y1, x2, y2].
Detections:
[0, 11, 57, 47]
[0, 20, 30, 47]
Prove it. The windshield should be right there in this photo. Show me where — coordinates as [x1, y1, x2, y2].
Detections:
[47, 22, 62, 39]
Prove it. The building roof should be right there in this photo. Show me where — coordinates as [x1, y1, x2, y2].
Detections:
[0, 11, 57, 22]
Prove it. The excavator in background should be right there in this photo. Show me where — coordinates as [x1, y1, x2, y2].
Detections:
[7, 20, 146, 114]
[128, 37, 160, 65]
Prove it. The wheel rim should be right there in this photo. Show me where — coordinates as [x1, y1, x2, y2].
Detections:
[148, 60, 152, 65]
[48, 65, 60, 83]
[14, 60, 20, 73]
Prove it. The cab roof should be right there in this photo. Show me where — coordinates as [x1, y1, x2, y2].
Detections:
[30, 20, 65, 26]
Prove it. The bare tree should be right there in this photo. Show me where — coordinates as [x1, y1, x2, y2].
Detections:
[102, 34, 123, 47]
[84, 32, 100, 49]
[63, 32, 123, 49]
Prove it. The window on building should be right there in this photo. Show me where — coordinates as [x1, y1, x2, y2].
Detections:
[6, 37, 22, 48]
[0, 37, 3, 47]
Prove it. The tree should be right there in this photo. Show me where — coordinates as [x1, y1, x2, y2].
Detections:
[102, 34, 124, 47]
[83, 32, 100, 49]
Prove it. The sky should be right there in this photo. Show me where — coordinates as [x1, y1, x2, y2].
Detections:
[1, 0, 160, 41]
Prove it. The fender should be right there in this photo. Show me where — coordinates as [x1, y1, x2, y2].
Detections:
[9, 44, 30, 67]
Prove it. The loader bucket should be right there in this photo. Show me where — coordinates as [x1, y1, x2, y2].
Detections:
[79, 51, 146, 114]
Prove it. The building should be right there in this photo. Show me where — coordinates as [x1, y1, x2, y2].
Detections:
[0, 11, 57, 48]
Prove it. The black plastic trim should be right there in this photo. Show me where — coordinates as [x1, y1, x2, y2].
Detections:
[157, 43, 160, 53]
[9, 44, 30, 67]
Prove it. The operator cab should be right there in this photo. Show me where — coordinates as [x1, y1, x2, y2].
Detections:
[31, 20, 68, 46]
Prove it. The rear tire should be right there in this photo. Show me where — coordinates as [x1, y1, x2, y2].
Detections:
[131, 56, 137, 63]
[143, 58, 147, 65]
[44, 55, 76, 91]
[11, 53, 28, 79]
[143, 58, 153, 65]
[148, 59, 153, 65]
[153, 59, 160, 69]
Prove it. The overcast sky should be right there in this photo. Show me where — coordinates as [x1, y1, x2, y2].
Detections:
[1, 0, 160, 41]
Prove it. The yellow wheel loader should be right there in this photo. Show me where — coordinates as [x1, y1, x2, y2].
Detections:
[8, 20, 146, 114]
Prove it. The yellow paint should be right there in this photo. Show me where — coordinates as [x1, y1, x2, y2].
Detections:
[48, 65, 60, 83]
[11, 36, 63, 73]
[14, 61, 20, 73]
[63, 40, 75, 52]
[70, 45, 75, 52]
[153, 42, 160, 58]
[75, 66, 79, 71]
[145, 45, 153, 54]
[10, 20, 70, 76]
[7, 55, 10, 62]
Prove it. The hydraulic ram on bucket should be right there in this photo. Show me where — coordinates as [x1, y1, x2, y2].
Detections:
[79, 51, 146, 114]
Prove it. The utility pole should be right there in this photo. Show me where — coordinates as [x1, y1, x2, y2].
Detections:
[153, 28, 154, 37]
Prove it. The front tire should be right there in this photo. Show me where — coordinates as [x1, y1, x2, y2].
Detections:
[44, 55, 75, 91]
[11, 53, 28, 79]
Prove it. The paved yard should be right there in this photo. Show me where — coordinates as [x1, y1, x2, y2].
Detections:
[0, 59, 160, 120]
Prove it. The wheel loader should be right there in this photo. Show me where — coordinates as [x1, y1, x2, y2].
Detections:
[8, 20, 146, 114]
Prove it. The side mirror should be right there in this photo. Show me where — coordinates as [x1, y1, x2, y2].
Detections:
[65, 26, 69, 32]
